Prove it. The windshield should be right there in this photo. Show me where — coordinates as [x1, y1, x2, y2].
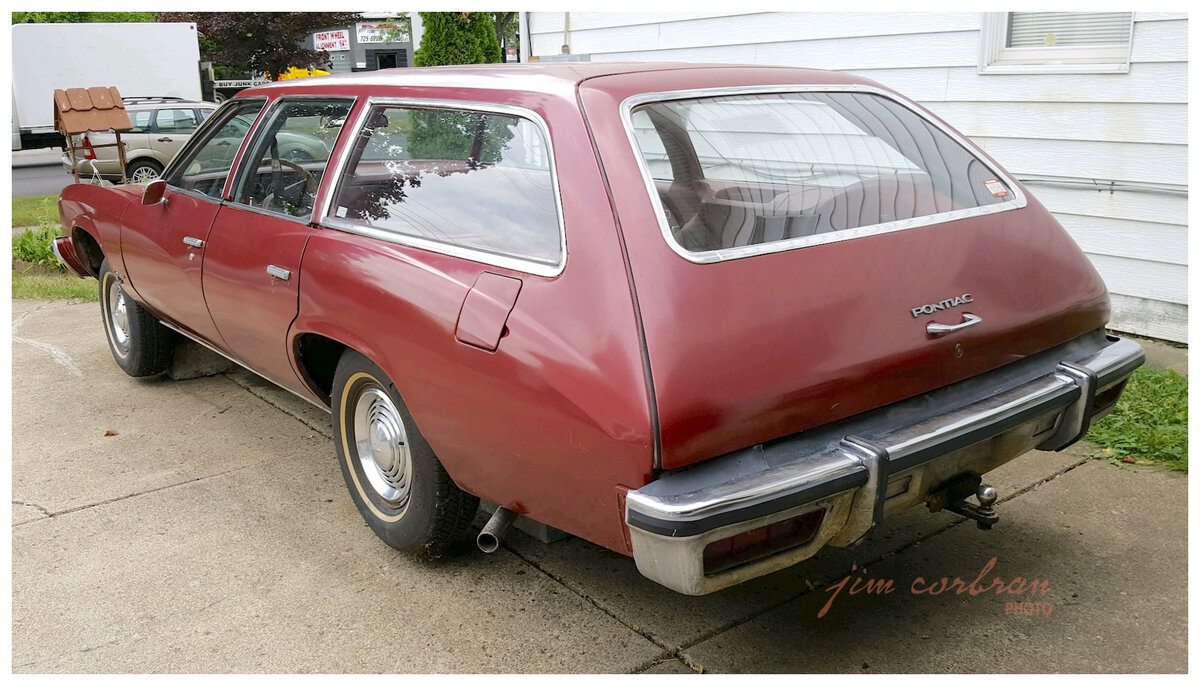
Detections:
[629, 91, 1017, 256]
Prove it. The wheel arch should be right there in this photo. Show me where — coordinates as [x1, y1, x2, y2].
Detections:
[291, 331, 351, 407]
[70, 224, 104, 278]
[126, 156, 165, 173]
[291, 327, 400, 409]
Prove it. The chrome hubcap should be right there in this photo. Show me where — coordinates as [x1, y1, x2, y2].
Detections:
[130, 166, 159, 184]
[352, 386, 411, 507]
[107, 279, 131, 352]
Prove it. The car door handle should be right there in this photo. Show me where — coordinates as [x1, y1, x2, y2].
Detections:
[157, 137, 173, 142]
[266, 265, 291, 281]
[182, 236, 205, 248]
[926, 313, 981, 337]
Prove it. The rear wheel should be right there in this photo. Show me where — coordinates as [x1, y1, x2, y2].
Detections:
[99, 260, 174, 376]
[126, 159, 163, 184]
[331, 350, 479, 556]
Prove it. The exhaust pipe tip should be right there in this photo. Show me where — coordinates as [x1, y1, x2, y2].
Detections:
[477, 531, 502, 554]
[476, 506, 518, 554]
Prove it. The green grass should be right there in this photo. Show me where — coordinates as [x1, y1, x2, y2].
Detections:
[1088, 366, 1188, 471]
[12, 271, 98, 301]
[12, 194, 59, 227]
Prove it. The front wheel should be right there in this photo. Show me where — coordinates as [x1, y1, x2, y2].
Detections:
[331, 351, 479, 556]
[99, 260, 174, 376]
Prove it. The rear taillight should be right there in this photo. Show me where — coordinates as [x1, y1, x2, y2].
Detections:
[702, 509, 826, 576]
[82, 135, 96, 160]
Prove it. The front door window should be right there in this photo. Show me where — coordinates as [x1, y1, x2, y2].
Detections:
[163, 99, 266, 199]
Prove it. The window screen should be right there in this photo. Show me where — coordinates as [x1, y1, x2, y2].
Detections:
[330, 105, 560, 267]
[630, 92, 1014, 255]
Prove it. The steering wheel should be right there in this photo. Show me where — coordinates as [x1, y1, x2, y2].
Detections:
[276, 158, 318, 195]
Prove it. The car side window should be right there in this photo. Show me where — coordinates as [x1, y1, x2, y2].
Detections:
[128, 110, 153, 133]
[329, 104, 561, 269]
[163, 99, 266, 199]
[155, 108, 199, 133]
[230, 98, 352, 220]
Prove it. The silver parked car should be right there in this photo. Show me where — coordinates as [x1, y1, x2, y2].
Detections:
[62, 97, 216, 183]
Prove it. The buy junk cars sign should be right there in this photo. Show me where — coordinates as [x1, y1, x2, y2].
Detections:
[313, 29, 350, 51]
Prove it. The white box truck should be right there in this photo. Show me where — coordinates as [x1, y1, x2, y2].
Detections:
[11, 22, 202, 150]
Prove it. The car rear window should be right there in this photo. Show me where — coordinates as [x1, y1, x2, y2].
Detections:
[129, 110, 152, 133]
[328, 104, 562, 271]
[627, 90, 1020, 258]
[156, 108, 199, 133]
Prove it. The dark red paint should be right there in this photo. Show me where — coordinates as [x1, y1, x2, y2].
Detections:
[57, 64, 1110, 555]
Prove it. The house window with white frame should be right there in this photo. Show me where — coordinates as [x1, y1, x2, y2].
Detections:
[979, 12, 1134, 74]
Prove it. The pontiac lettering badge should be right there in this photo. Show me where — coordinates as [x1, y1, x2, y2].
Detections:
[911, 294, 973, 318]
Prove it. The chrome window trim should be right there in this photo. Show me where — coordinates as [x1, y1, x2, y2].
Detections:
[227, 94, 359, 224]
[222, 201, 315, 227]
[619, 84, 1029, 264]
[317, 96, 567, 279]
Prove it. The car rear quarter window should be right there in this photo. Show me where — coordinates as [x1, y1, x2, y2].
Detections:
[626, 90, 1023, 260]
[328, 103, 562, 271]
[155, 107, 200, 133]
[128, 109, 153, 133]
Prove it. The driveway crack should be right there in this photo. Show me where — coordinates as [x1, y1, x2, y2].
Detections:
[222, 372, 332, 438]
[12, 498, 53, 518]
[11, 457, 290, 527]
[499, 542, 705, 673]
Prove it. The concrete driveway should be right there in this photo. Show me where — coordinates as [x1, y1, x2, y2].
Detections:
[11, 298, 1188, 673]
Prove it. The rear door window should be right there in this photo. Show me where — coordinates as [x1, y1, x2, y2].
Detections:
[230, 98, 352, 220]
[627, 90, 1021, 258]
[328, 103, 562, 272]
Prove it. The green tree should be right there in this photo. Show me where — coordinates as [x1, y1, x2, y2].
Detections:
[12, 11, 155, 23]
[413, 12, 502, 67]
[409, 13, 510, 165]
[493, 12, 519, 56]
[155, 12, 362, 79]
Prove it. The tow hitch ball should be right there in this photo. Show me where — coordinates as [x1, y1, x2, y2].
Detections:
[926, 475, 1000, 530]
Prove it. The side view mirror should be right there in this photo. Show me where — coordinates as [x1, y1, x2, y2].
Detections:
[141, 179, 167, 206]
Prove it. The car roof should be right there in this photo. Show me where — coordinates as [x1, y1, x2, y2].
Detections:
[125, 99, 214, 110]
[241, 62, 866, 98]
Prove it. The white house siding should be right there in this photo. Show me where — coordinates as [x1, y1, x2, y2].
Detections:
[527, 12, 1189, 342]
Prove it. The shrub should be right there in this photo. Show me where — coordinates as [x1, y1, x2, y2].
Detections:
[12, 223, 64, 269]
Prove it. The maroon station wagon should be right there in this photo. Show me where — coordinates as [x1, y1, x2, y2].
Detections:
[56, 63, 1144, 595]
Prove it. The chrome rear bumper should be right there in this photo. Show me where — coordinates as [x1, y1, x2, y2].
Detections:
[625, 332, 1144, 595]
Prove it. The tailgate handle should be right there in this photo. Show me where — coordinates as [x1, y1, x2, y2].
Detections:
[266, 265, 291, 281]
[927, 313, 981, 337]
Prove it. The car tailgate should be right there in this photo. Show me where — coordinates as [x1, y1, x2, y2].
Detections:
[578, 70, 1110, 470]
